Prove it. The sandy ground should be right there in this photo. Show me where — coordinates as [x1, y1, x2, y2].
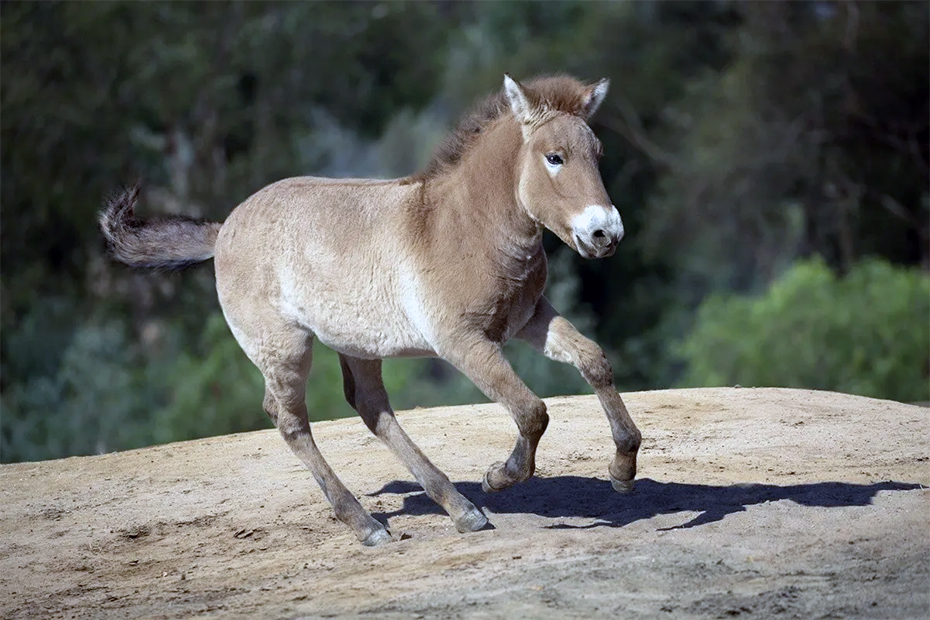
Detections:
[1, 387, 928, 619]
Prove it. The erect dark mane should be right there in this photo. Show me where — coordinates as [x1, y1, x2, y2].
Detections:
[414, 74, 595, 180]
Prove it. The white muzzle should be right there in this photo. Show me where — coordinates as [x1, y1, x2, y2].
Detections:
[571, 205, 624, 259]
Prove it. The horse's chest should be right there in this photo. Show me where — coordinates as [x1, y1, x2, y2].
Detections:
[466, 252, 547, 343]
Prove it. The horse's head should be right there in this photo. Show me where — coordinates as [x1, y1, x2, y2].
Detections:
[505, 75, 623, 259]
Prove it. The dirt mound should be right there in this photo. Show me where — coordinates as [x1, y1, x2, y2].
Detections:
[1, 388, 928, 619]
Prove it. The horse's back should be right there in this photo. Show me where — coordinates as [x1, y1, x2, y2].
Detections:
[214, 176, 433, 359]
[222, 176, 410, 234]
[216, 174, 416, 267]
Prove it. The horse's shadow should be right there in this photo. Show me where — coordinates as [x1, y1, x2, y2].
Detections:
[367, 477, 924, 530]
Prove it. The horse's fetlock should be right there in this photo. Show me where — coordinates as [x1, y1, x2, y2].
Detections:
[616, 428, 642, 454]
[538, 409, 550, 436]
[263, 408, 278, 425]
[496, 458, 534, 485]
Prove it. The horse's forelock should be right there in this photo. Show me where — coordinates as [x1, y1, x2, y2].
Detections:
[521, 75, 594, 118]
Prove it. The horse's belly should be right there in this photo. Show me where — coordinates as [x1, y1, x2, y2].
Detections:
[312, 319, 436, 360]
[281, 285, 435, 360]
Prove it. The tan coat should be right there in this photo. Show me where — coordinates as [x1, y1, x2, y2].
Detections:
[100, 74, 641, 546]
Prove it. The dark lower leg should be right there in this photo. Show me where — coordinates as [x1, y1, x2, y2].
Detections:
[341, 356, 486, 532]
[483, 401, 549, 492]
[595, 387, 641, 491]
[276, 410, 390, 545]
[374, 415, 487, 532]
[439, 341, 550, 494]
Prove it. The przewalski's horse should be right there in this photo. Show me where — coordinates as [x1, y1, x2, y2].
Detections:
[100, 74, 641, 546]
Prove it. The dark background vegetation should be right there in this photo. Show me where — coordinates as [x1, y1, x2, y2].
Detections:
[2, 1, 927, 463]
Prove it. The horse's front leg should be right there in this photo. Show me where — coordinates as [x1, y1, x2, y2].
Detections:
[516, 296, 642, 492]
[440, 338, 549, 493]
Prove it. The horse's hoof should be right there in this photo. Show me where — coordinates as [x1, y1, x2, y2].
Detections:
[482, 462, 507, 493]
[454, 506, 489, 533]
[610, 477, 635, 493]
[361, 527, 392, 547]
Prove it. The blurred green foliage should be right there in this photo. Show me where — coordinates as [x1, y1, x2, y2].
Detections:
[680, 258, 930, 402]
[3, 315, 154, 461]
[1, 1, 927, 462]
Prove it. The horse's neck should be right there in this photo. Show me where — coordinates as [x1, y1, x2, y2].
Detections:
[409, 122, 548, 324]
[426, 121, 541, 255]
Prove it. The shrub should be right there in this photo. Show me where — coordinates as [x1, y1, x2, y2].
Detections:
[679, 257, 930, 403]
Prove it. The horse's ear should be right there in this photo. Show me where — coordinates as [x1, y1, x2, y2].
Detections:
[503, 74, 532, 123]
[582, 78, 610, 119]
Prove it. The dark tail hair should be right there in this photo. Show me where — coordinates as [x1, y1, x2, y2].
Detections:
[99, 183, 223, 270]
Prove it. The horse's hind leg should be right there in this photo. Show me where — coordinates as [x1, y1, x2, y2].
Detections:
[262, 389, 278, 425]
[255, 328, 391, 546]
[339, 355, 488, 533]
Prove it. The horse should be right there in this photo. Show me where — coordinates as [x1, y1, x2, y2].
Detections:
[100, 74, 642, 546]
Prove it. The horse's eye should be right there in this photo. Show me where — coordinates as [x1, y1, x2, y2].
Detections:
[545, 154, 564, 166]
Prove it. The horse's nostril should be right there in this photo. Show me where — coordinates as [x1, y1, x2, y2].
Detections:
[593, 229, 606, 239]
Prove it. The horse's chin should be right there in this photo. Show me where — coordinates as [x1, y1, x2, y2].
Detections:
[572, 234, 615, 260]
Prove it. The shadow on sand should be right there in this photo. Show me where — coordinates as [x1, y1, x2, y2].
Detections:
[367, 477, 924, 530]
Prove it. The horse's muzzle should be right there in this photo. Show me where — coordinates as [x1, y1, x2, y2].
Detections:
[571, 205, 624, 259]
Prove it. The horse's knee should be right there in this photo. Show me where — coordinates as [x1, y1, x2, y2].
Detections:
[580, 346, 614, 389]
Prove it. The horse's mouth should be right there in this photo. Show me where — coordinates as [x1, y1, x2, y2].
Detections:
[573, 234, 616, 260]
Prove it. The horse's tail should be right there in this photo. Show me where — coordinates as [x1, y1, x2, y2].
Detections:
[99, 183, 223, 270]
